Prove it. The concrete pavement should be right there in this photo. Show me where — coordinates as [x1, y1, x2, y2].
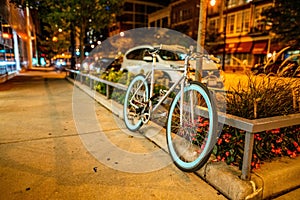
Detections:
[67, 70, 300, 200]
[1, 70, 299, 199]
[0, 71, 227, 200]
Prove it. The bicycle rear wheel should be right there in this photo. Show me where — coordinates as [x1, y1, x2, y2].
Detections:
[123, 75, 149, 131]
[166, 81, 218, 172]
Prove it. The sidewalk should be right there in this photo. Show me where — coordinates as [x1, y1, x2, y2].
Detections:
[0, 72, 227, 200]
[67, 73, 300, 200]
[1, 71, 299, 199]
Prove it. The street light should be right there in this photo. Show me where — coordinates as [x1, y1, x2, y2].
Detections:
[196, 0, 216, 81]
[222, 0, 229, 71]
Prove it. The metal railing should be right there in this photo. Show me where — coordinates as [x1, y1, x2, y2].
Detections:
[67, 69, 300, 181]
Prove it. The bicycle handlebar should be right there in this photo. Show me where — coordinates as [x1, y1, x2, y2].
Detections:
[159, 44, 206, 59]
[148, 44, 217, 63]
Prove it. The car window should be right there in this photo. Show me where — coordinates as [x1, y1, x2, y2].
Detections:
[158, 50, 185, 61]
[126, 48, 146, 60]
[143, 49, 159, 62]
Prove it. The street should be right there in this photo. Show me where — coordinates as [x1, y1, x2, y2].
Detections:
[0, 71, 227, 200]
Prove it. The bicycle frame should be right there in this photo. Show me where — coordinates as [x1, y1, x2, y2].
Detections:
[129, 50, 192, 123]
[124, 46, 219, 172]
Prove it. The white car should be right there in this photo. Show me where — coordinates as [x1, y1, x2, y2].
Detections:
[121, 45, 224, 88]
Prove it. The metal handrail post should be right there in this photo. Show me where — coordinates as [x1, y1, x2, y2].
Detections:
[241, 132, 255, 180]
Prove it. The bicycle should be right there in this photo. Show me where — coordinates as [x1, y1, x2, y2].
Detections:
[123, 45, 218, 172]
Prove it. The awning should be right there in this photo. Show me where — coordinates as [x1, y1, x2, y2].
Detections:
[225, 42, 253, 53]
[252, 41, 268, 54]
[225, 43, 237, 53]
[236, 42, 253, 53]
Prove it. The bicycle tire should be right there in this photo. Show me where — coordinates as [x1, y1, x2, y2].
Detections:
[123, 75, 149, 131]
[166, 81, 218, 172]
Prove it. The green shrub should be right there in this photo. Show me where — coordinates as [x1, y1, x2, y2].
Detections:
[226, 75, 299, 119]
[214, 74, 300, 169]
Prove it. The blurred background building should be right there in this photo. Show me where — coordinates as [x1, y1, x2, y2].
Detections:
[1, 0, 297, 75]
[0, 0, 37, 80]
[108, 0, 171, 37]
[147, 0, 275, 71]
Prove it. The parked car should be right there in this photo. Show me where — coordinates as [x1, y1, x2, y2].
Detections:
[81, 57, 122, 74]
[120, 45, 224, 88]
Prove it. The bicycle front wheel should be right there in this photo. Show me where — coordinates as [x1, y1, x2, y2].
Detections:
[166, 81, 218, 172]
[123, 75, 149, 131]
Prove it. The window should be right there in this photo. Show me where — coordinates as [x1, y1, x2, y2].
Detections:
[124, 3, 133, 12]
[236, 12, 242, 33]
[147, 6, 158, 13]
[156, 19, 161, 27]
[126, 49, 146, 60]
[228, 15, 235, 34]
[224, 10, 250, 34]
[135, 14, 146, 23]
[243, 10, 250, 32]
[179, 10, 183, 21]
[158, 50, 182, 61]
[135, 4, 145, 13]
[232, 53, 253, 67]
[254, 5, 272, 32]
[162, 17, 168, 28]
[228, 0, 238, 8]
[208, 18, 220, 33]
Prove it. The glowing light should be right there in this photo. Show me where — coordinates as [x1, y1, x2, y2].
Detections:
[0, 61, 16, 66]
[210, 0, 216, 6]
[267, 53, 273, 58]
[120, 32, 125, 37]
[2, 33, 11, 39]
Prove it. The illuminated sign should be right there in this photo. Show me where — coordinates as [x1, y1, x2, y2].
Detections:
[2, 33, 12, 39]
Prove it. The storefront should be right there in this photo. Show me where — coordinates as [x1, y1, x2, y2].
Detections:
[0, 0, 35, 80]
[218, 40, 268, 71]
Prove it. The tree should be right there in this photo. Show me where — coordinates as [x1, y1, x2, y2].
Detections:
[262, 0, 300, 48]
[10, 0, 123, 66]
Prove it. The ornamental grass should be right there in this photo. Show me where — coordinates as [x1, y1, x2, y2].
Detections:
[214, 74, 300, 169]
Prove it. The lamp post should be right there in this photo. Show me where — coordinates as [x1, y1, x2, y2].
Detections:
[222, 0, 229, 71]
[25, 4, 33, 69]
[196, 0, 215, 81]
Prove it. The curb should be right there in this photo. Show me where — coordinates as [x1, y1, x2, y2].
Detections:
[67, 77, 300, 200]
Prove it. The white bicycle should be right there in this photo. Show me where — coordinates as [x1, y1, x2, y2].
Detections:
[123, 45, 218, 172]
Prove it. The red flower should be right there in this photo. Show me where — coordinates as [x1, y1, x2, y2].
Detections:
[217, 138, 222, 145]
[271, 128, 280, 134]
[293, 141, 299, 148]
[197, 128, 203, 133]
[255, 163, 260, 169]
[276, 138, 283, 143]
[289, 151, 297, 158]
[254, 134, 262, 141]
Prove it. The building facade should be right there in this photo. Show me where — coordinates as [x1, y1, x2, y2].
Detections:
[108, 0, 169, 37]
[148, 0, 276, 71]
[0, 0, 36, 80]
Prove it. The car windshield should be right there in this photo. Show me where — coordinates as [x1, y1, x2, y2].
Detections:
[158, 50, 186, 61]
